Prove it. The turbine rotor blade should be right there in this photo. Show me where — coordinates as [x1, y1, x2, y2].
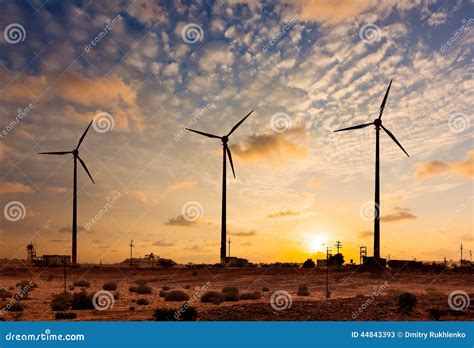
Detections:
[185, 128, 221, 139]
[227, 110, 254, 136]
[76, 120, 93, 149]
[381, 125, 409, 157]
[333, 122, 373, 132]
[225, 145, 236, 179]
[38, 151, 72, 155]
[379, 79, 393, 119]
[77, 156, 95, 184]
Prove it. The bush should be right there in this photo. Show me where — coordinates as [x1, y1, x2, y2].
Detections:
[302, 258, 315, 268]
[68, 285, 75, 291]
[55, 312, 77, 320]
[3, 302, 24, 312]
[240, 291, 261, 300]
[134, 279, 148, 286]
[129, 286, 137, 293]
[153, 307, 197, 321]
[51, 293, 73, 311]
[129, 306, 135, 311]
[16, 280, 38, 289]
[399, 292, 417, 312]
[297, 284, 310, 296]
[162, 285, 170, 291]
[159, 291, 168, 298]
[103, 282, 117, 291]
[165, 290, 190, 302]
[137, 298, 149, 305]
[201, 291, 224, 305]
[184, 285, 191, 289]
[113, 292, 120, 300]
[222, 286, 239, 295]
[73, 279, 90, 288]
[262, 287, 269, 292]
[135, 285, 152, 295]
[0, 289, 12, 300]
[428, 308, 443, 321]
[223, 292, 240, 302]
[192, 271, 198, 277]
[71, 290, 94, 310]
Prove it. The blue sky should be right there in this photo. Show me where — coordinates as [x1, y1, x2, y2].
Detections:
[0, 0, 472, 264]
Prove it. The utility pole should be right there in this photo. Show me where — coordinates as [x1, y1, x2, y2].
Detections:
[326, 247, 331, 299]
[62, 256, 67, 294]
[460, 243, 463, 266]
[129, 239, 134, 267]
[470, 250, 472, 262]
[335, 240, 342, 254]
[228, 238, 231, 258]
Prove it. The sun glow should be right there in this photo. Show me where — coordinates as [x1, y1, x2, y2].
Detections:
[307, 234, 328, 253]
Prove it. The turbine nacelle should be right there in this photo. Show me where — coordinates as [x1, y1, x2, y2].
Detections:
[373, 118, 382, 127]
[221, 136, 229, 144]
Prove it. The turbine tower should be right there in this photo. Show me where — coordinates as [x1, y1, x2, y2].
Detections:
[39, 121, 95, 266]
[334, 80, 409, 263]
[186, 110, 254, 264]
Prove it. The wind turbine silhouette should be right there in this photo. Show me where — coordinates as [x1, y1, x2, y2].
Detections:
[186, 110, 254, 264]
[334, 80, 409, 261]
[39, 120, 95, 266]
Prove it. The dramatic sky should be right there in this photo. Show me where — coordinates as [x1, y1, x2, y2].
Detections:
[0, 0, 472, 264]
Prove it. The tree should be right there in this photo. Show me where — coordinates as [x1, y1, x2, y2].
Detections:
[328, 253, 344, 266]
[302, 258, 315, 268]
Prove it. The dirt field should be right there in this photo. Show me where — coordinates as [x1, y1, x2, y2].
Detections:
[0, 265, 472, 321]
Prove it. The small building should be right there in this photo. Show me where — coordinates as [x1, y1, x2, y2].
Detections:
[224, 257, 249, 267]
[317, 259, 327, 267]
[36, 255, 71, 267]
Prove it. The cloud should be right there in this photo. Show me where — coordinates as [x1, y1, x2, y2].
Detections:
[308, 178, 322, 186]
[381, 207, 417, 222]
[229, 230, 257, 237]
[298, 0, 375, 24]
[415, 150, 474, 179]
[230, 127, 308, 162]
[164, 215, 198, 227]
[358, 230, 373, 238]
[0, 182, 32, 194]
[241, 242, 252, 246]
[427, 11, 448, 26]
[268, 210, 300, 219]
[169, 181, 198, 191]
[153, 239, 175, 247]
[129, 191, 157, 205]
[58, 226, 87, 233]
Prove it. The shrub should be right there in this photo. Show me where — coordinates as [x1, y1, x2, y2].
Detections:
[103, 282, 117, 291]
[47, 275, 54, 282]
[201, 291, 224, 305]
[262, 287, 269, 292]
[184, 285, 191, 289]
[297, 284, 310, 296]
[137, 298, 149, 305]
[302, 258, 315, 268]
[135, 285, 152, 295]
[399, 292, 417, 312]
[223, 292, 240, 302]
[51, 293, 73, 311]
[134, 279, 148, 286]
[73, 279, 90, 288]
[192, 271, 198, 277]
[129, 306, 135, 311]
[165, 290, 190, 302]
[113, 292, 120, 300]
[0, 289, 12, 300]
[153, 307, 197, 321]
[159, 291, 168, 298]
[68, 285, 75, 291]
[222, 286, 239, 295]
[162, 285, 170, 291]
[129, 286, 137, 293]
[16, 280, 38, 289]
[5, 302, 24, 312]
[55, 312, 77, 320]
[71, 290, 94, 310]
[428, 308, 443, 321]
[240, 291, 261, 300]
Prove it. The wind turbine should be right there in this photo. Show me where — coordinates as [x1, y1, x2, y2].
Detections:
[186, 110, 254, 265]
[39, 121, 95, 266]
[334, 80, 409, 262]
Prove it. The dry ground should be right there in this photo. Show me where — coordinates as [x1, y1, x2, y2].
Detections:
[0, 264, 472, 321]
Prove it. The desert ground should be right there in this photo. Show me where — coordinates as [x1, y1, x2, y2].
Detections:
[0, 264, 472, 321]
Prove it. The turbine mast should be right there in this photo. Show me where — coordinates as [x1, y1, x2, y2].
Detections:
[72, 153, 78, 265]
[221, 144, 227, 265]
[374, 122, 381, 259]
